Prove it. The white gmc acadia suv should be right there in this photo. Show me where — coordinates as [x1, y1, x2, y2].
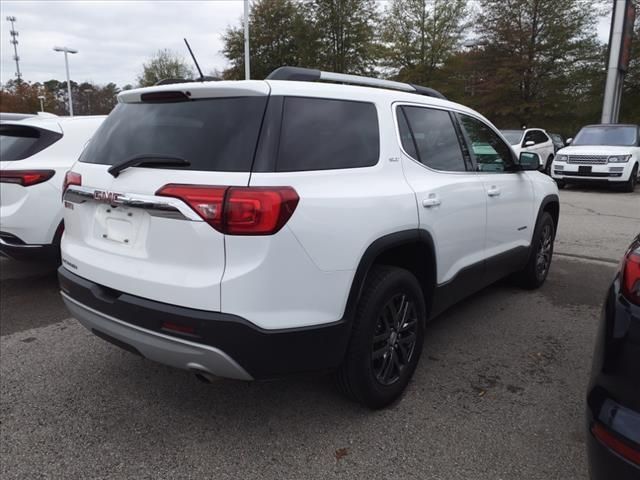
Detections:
[0, 114, 105, 260]
[551, 124, 640, 192]
[58, 67, 559, 408]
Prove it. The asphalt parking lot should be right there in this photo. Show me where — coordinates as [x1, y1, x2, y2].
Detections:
[1, 187, 639, 480]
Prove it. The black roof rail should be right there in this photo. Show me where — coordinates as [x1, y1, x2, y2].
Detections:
[266, 66, 447, 100]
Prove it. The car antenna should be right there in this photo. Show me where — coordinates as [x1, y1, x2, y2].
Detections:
[184, 38, 205, 81]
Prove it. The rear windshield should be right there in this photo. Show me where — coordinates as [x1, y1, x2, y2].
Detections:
[572, 126, 638, 146]
[79, 97, 268, 171]
[0, 125, 62, 161]
[501, 130, 523, 145]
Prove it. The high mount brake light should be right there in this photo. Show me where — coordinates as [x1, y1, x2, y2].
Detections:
[62, 171, 82, 195]
[0, 170, 55, 187]
[621, 246, 640, 305]
[140, 91, 190, 102]
[156, 185, 299, 235]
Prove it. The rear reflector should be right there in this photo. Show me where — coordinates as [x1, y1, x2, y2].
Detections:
[62, 171, 82, 195]
[161, 321, 196, 335]
[621, 247, 640, 305]
[0, 169, 55, 187]
[156, 184, 299, 235]
[591, 422, 640, 466]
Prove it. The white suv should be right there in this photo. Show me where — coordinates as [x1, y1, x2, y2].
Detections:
[501, 128, 556, 174]
[0, 114, 105, 260]
[58, 67, 559, 408]
[551, 124, 640, 192]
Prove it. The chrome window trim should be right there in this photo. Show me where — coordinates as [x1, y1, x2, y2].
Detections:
[391, 101, 478, 176]
[63, 185, 202, 221]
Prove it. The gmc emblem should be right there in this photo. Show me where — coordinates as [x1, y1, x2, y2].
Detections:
[94, 190, 123, 203]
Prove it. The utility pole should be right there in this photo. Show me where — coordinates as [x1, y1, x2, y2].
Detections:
[244, 0, 250, 80]
[602, 0, 637, 123]
[38, 95, 45, 112]
[53, 46, 78, 116]
[6, 16, 22, 83]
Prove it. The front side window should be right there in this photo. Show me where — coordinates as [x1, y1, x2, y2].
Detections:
[457, 114, 515, 172]
[523, 130, 536, 145]
[398, 106, 467, 172]
[533, 130, 549, 144]
[277, 97, 379, 171]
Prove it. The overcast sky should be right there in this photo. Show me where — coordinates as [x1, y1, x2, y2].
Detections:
[0, 0, 613, 88]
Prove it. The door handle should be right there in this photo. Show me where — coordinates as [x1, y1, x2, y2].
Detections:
[422, 195, 441, 208]
[487, 186, 501, 197]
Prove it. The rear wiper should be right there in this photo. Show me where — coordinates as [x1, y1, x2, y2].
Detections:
[108, 155, 191, 178]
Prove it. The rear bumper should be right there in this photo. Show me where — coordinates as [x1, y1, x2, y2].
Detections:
[62, 292, 253, 380]
[0, 234, 59, 261]
[586, 400, 640, 480]
[586, 276, 640, 478]
[58, 267, 351, 380]
[0, 179, 64, 244]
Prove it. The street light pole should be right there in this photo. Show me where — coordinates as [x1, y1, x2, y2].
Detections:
[244, 0, 250, 80]
[37, 95, 45, 112]
[83, 88, 93, 114]
[53, 46, 78, 116]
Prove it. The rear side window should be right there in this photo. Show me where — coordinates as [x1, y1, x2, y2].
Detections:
[398, 106, 467, 172]
[79, 97, 268, 172]
[276, 97, 379, 171]
[0, 125, 62, 161]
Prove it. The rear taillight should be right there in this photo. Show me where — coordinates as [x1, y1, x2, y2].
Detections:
[591, 422, 640, 466]
[0, 170, 55, 187]
[156, 184, 226, 230]
[621, 246, 640, 305]
[62, 171, 82, 195]
[156, 184, 299, 235]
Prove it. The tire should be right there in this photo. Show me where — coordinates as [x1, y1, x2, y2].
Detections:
[544, 156, 553, 175]
[515, 212, 555, 289]
[337, 265, 426, 409]
[623, 164, 638, 193]
[556, 180, 566, 190]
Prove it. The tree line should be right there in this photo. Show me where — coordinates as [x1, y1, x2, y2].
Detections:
[0, 0, 637, 136]
[222, 0, 639, 134]
[0, 79, 128, 116]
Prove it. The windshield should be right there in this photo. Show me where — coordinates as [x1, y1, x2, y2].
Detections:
[79, 96, 268, 172]
[501, 130, 523, 145]
[572, 126, 638, 146]
[0, 125, 62, 161]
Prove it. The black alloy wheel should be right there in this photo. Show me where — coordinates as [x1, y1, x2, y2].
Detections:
[371, 294, 418, 386]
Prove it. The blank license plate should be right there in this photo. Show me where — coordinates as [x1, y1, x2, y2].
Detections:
[578, 166, 592, 174]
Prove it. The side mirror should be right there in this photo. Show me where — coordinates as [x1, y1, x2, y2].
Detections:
[518, 152, 540, 171]
[524, 140, 535, 147]
[565, 138, 573, 145]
